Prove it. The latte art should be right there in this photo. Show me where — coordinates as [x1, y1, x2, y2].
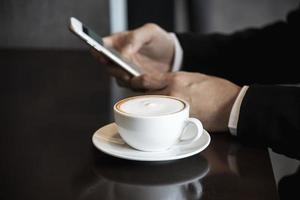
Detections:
[117, 96, 185, 117]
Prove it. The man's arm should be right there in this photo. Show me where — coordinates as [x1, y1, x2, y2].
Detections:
[176, 5, 300, 85]
[237, 85, 300, 159]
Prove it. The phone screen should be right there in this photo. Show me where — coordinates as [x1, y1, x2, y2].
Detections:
[80, 24, 142, 76]
[82, 26, 103, 45]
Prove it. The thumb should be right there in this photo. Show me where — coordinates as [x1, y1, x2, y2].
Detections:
[103, 31, 130, 50]
[119, 24, 157, 55]
[103, 24, 155, 57]
[119, 29, 150, 59]
[102, 36, 113, 48]
[103, 31, 141, 61]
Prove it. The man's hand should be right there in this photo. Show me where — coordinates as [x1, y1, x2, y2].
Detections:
[91, 23, 175, 88]
[131, 72, 241, 132]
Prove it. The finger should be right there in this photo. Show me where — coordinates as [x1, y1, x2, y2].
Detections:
[107, 26, 153, 56]
[130, 73, 169, 90]
[149, 73, 170, 89]
[90, 48, 112, 65]
[103, 31, 129, 50]
[107, 65, 132, 83]
[130, 23, 159, 51]
[145, 87, 169, 95]
[103, 33, 135, 62]
[103, 36, 113, 48]
[114, 75, 146, 92]
[115, 78, 131, 88]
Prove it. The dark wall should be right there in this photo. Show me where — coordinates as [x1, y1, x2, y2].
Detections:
[0, 0, 110, 49]
[127, 0, 175, 31]
[206, 0, 299, 33]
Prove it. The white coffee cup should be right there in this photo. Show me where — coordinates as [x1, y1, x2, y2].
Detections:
[113, 95, 203, 152]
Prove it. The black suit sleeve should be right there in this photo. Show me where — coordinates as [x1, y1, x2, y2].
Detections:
[176, 5, 300, 159]
[176, 5, 300, 85]
[237, 85, 300, 159]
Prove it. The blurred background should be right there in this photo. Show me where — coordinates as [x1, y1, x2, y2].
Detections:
[1, 0, 299, 190]
[1, 0, 299, 48]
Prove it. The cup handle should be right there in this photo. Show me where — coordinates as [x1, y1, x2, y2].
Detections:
[178, 118, 203, 145]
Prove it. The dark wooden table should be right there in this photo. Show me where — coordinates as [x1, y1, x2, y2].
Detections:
[0, 50, 283, 200]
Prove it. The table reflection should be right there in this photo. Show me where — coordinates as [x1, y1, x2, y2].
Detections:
[200, 135, 279, 200]
[74, 153, 209, 200]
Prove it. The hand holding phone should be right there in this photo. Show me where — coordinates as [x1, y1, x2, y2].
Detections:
[69, 17, 143, 76]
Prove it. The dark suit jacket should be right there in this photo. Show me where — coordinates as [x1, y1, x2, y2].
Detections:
[176, 5, 300, 159]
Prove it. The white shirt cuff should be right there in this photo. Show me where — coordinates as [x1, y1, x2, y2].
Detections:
[228, 86, 249, 136]
[169, 33, 183, 72]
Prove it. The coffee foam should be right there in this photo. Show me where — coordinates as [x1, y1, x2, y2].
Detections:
[117, 96, 185, 117]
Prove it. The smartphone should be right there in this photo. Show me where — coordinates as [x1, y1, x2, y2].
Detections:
[69, 17, 143, 76]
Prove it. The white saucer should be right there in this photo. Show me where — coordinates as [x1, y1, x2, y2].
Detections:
[92, 123, 211, 161]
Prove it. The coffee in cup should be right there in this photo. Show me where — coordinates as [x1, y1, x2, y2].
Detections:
[114, 95, 203, 152]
